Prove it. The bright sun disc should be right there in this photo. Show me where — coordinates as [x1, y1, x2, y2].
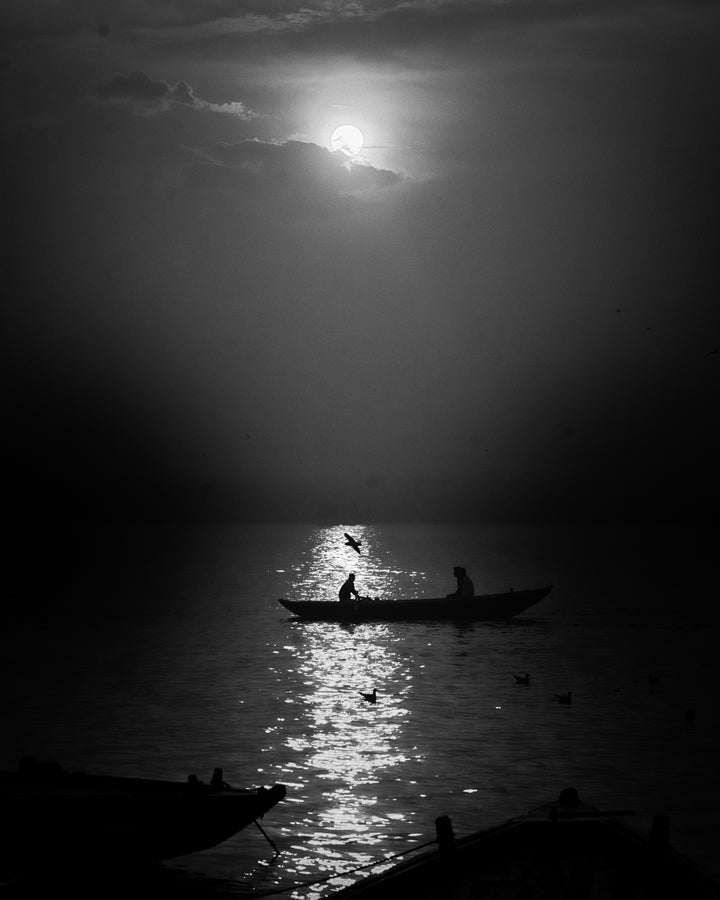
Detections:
[331, 124, 364, 157]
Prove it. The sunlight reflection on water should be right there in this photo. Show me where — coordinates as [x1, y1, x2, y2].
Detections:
[276, 526, 423, 892]
[290, 524, 429, 602]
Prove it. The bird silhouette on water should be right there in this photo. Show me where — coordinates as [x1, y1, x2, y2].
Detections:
[513, 673, 530, 685]
[555, 691, 572, 705]
[360, 688, 377, 704]
[344, 533, 362, 554]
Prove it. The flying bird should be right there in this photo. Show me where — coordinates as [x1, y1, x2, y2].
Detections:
[513, 673, 530, 685]
[555, 691, 572, 705]
[360, 688, 377, 704]
[344, 533, 362, 554]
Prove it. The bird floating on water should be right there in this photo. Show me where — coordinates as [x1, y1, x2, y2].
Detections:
[360, 688, 377, 704]
[513, 673, 530, 685]
[555, 691, 572, 705]
[344, 533, 362, 554]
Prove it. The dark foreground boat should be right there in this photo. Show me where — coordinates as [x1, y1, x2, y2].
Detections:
[0, 757, 286, 876]
[331, 788, 720, 900]
[278, 585, 552, 622]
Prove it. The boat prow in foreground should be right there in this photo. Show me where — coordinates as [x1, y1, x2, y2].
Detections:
[0, 757, 286, 875]
[279, 585, 552, 622]
[331, 788, 720, 899]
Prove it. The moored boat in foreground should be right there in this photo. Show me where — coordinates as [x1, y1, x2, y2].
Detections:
[330, 788, 720, 899]
[278, 585, 552, 622]
[0, 756, 286, 875]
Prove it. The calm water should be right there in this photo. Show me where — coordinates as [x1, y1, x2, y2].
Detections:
[3, 523, 719, 896]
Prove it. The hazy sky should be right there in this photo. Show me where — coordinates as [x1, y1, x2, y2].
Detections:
[4, 0, 719, 527]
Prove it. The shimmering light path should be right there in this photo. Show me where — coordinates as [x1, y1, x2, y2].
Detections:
[267, 527, 427, 895]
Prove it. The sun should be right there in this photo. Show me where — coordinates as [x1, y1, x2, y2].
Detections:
[330, 124, 364, 158]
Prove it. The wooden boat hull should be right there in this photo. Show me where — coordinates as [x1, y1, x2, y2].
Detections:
[331, 795, 720, 899]
[0, 759, 286, 874]
[278, 585, 552, 622]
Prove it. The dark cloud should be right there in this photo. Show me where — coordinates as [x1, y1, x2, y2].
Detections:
[92, 70, 193, 109]
[127, 0, 717, 64]
[187, 138, 403, 194]
[90, 70, 257, 118]
[0, 0, 693, 48]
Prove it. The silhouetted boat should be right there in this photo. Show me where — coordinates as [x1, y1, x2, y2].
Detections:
[331, 788, 720, 899]
[0, 757, 286, 875]
[278, 585, 552, 622]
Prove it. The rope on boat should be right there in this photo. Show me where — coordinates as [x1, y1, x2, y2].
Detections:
[252, 838, 438, 897]
[255, 819, 280, 856]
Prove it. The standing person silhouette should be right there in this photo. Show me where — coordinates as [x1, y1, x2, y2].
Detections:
[339, 573, 361, 603]
[446, 566, 475, 599]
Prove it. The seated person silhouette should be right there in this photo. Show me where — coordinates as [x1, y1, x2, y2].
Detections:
[339, 573, 361, 603]
[446, 566, 475, 599]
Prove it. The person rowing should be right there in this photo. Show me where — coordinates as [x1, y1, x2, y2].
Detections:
[339, 573, 361, 603]
[338, 573, 374, 603]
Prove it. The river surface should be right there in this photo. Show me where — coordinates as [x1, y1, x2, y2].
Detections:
[3, 522, 718, 897]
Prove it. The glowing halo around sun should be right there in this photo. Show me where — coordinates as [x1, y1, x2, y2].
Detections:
[330, 124, 364, 158]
